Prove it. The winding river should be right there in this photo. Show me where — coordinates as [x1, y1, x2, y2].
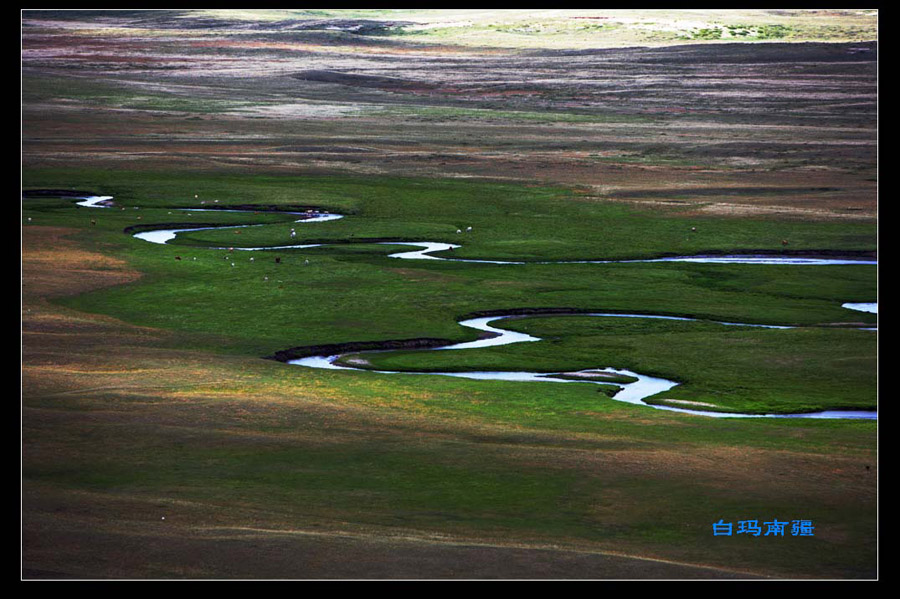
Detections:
[73, 195, 877, 419]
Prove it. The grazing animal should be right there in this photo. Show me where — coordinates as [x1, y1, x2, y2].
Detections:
[175, 256, 181, 261]
[466, 226, 472, 232]
[275, 257, 281, 264]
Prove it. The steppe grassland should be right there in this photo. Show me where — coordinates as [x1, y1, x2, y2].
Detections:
[22, 9, 877, 579]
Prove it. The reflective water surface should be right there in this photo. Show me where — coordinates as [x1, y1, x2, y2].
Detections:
[76, 195, 876, 419]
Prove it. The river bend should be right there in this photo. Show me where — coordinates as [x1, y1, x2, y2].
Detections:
[71, 195, 877, 419]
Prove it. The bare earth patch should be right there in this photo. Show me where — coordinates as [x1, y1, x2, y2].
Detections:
[653, 398, 722, 408]
[22, 226, 141, 300]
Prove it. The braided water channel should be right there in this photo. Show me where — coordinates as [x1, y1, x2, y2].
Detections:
[76, 196, 877, 420]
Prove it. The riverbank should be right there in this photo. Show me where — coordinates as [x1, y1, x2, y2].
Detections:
[22, 169, 877, 579]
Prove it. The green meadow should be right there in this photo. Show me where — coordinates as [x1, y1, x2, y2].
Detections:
[23, 168, 876, 418]
[22, 144, 877, 580]
[20, 6, 879, 578]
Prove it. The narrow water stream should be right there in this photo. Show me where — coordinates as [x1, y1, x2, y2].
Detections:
[289, 313, 876, 420]
[69, 194, 877, 419]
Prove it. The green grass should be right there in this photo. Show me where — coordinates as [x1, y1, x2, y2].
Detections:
[21, 360, 877, 577]
[20, 10, 879, 577]
[22, 168, 877, 416]
[347, 316, 875, 414]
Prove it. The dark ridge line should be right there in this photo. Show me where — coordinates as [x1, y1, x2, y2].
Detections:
[123, 222, 226, 234]
[265, 337, 455, 363]
[642, 396, 876, 417]
[265, 307, 697, 364]
[22, 189, 346, 218]
[461, 306, 692, 319]
[121, 208, 347, 235]
[182, 204, 350, 214]
[23, 189, 100, 198]
[120, 228, 434, 244]
[644, 248, 877, 260]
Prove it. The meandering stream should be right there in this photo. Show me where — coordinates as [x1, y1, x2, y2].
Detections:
[289, 313, 876, 420]
[73, 195, 877, 419]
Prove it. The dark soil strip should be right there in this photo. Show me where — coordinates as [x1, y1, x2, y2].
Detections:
[266, 337, 455, 363]
[462, 306, 697, 319]
[266, 307, 694, 364]
[184, 204, 349, 214]
[123, 222, 225, 234]
[653, 248, 877, 260]
[23, 189, 99, 198]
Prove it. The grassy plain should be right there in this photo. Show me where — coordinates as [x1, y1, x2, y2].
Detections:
[22, 9, 877, 579]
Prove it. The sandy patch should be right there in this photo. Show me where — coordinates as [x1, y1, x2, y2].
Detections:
[695, 202, 875, 220]
[228, 102, 372, 119]
[653, 398, 721, 408]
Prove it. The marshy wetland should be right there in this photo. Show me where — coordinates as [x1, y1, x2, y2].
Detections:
[22, 9, 877, 579]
